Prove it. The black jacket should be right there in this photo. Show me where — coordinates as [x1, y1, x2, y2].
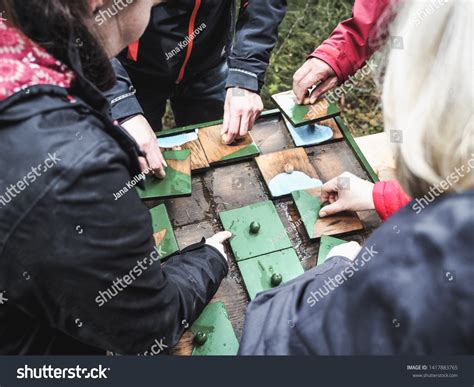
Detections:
[106, 0, 287, 121]
[239, 190, 474, 355]
[0, 65, 227, 355]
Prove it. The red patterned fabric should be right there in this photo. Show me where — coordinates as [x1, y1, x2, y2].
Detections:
[372, 180, 411, 221]
[0, 20, 75, 101]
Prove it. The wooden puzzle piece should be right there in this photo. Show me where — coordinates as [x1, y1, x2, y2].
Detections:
[292, 188, 364, 239]
[149, 204, 179, 260]
[198, 124, 260, 165]
[191, 302, 239, 356]
[238, 248, 304, 299]
[256, 148, 322, 198]
[283, 117, 343, 147]
[158, 131, 210, 172]
[137, 149, 192, 200]
[219, 201, 292, 261]
[272, 90, 340, 127]
[318, 235, 347, 265]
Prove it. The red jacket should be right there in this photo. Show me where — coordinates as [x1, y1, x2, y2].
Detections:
[310, 0, 391, 82]
[310, 0, 409, 220]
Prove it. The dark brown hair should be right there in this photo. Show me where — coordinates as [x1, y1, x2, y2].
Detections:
[1, 0, 116, 91]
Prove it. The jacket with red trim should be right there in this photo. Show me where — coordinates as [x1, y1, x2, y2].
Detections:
[104, 0, 287, 122]
[0, 22, 227, 355]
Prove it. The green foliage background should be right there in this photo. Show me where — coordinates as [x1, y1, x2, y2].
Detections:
[262, 0, 383, 136]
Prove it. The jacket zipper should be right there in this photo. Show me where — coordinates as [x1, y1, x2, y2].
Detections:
[176, 0, 202, 84]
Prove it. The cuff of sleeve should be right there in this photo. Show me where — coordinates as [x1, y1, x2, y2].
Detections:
[226, 68, 260, 93]
[181, 237, 228, 267]
[372, 181, 389, 221]
[110, 93, 144, 123]
[310, 44, 355, 83]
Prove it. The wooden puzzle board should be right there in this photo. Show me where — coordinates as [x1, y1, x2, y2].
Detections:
[142, 112, 380, 355]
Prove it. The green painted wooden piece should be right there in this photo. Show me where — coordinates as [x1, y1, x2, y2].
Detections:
[220, 142, 260, 161]
[219, 201, 293, 261]
[318, 235, 346, 265]
[137, 150, 192, 200]
[292, 189, 321, 238]
[238, 248, 304, 299]
[149, 204, 179, 260]
[272, 92, 340, 127]
[191, 302, 239, 356]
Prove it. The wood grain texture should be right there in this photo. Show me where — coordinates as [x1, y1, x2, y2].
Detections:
[306, 141, 369, 182]
[166, 158, 191, 177]
[165, 176, 210, 227]
[198, 124, 259, 164]
[319, 118, 343, 141]
[256, 147, 320, 191]
[203, 162, 268, 213]
[165, 140, 210, 172]
[293, 187, 364, 239]
[251, 116, 294, 154]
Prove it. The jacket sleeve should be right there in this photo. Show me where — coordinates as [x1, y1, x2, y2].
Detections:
[226, 0, 287, 92]
[104, 58, 144, 122]
[372, 180, 411, 221]
[12, 137, 227, 354]
[310, 0, 391, 82]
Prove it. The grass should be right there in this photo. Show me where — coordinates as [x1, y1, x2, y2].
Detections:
[165, 0, 384, 137]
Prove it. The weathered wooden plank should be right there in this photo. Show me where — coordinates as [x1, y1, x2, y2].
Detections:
[251, 116, 294, 154]
[165, 176, 210, 227]
[203, 162, 268, 213]
[306, 141, 369, 182]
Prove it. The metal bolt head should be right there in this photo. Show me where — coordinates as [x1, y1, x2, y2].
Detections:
[194, 332, 207, 346]
[271, 273, 283, 287]
[249, 221, 260, 234]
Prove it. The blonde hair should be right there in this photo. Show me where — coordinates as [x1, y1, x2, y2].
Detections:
[381, 0, 474, 197]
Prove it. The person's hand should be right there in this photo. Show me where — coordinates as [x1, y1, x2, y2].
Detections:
[221, 87, 264, 145]
[326, 241, 361, 261]
[319, 172, 375, 217]
[205, 231, 233, 262]
[121, 114, 167, 178]
[293, 57, 338, 105]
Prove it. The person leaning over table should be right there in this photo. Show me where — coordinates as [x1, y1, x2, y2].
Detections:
[292, 0, 412, 221]
[0, 0, 232, 355]
[103, 0, 287, 179]
[239, 0, 474, 355]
